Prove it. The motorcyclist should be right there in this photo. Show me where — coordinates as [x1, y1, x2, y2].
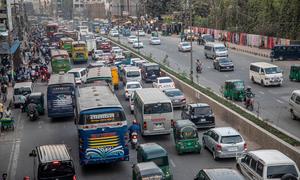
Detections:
[128, 120, 141, 142]
[196, 59, 203, 72]
[27, 99, 38, 119]
[244, 86, 254, 105]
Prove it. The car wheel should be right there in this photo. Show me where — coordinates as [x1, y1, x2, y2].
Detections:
[212, 150, 219, 161]
[291, 110, 297, 120]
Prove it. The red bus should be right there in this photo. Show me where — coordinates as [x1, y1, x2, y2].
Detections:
[46, 23, 59, 38]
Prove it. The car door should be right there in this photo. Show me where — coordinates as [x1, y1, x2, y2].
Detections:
[181, 105, 189, 119]
[203, 130, 212, 149]
[294, 95, 300, 117]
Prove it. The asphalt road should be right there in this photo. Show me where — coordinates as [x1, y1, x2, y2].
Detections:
[110, 34, 300, 140]
[0, 58, 259, 179]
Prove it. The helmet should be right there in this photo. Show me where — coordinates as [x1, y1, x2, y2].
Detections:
[132, 119, 137, 124]
[246, 86, 251, 91]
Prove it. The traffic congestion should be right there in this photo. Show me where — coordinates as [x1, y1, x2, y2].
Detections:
[0, 17, 299, 180]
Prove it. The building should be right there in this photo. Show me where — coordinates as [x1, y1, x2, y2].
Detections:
[51, 0, 72, 19]
[0, 0, 8, 32]
[24, 0, 40, 14]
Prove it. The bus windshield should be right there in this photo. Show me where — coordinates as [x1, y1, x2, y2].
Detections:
[144, 103, 172, 114]
[79, 111, 126, 124]
[127, 71, 140, 77]
[146, 66, 159, 71]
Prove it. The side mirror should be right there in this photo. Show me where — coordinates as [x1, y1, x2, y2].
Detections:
[29, 149, 37, 157]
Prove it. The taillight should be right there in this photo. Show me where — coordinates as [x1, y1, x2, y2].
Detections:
[143, 122, 147, 130]
[73, 175, 77, 180]
[216, 144, 222, 152]
[244, 143, 247, 151]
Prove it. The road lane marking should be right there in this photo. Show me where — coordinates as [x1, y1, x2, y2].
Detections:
[10, 139, 21, 179]
[259, 91, 264, 94]
[276, 99, 284, 104]
[170, 159, 176, 168]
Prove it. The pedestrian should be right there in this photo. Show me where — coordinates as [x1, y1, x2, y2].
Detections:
[4, 106, 11, 118]
[1, 83, 7, 103]
[19, 93, 27, 112]
[0, 101, 4, 119]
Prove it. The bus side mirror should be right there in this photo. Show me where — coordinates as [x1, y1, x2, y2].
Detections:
[29, 150, 37, 157]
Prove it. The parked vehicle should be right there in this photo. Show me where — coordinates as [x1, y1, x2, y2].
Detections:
[125, 81, 142, 100]
[137, 143, 172, 180]
[181, 103, 215, 129]
[141, 63, 161, 82]
[163, 88, 186, 108]
[13, 82, 33, 107]
[223, 80, 245, 101]
[204, 43, 228, 59]
[26, 92, 45, 115]
[178, 42, 191, 52]
[289, 90, 300, 120]
[29, 144, 76, 180]
[132, 161, 165, 180]
[271, 45, 300, 61]
[249, 62, 283, 86]
[153, 77, 175, 90]
[173, 120, 201, 154]
[149, 37, 161, 45]
[213, 57, 234, 71]
[194, 169, 245, 180]
[289, 64, 300, 82]
[236, 149, 300, 180]
[133, 88, 173, 136]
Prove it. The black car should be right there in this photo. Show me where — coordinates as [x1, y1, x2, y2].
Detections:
[213, 57, 234, 71]
[181, 103, 215, 128]
[194, 168, 245, 180]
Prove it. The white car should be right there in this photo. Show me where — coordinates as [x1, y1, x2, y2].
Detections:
[128, 35, 138, 43]
[92, 50, 103, 60]
[100, 29, 106, 35]
[149, 37, 161, 45]
[153, 77, 175, 90]
[136, 30, 145, 36]
[133, 40, 144, 48]
[111, 46, 122, 52]
[178, 42, 192, 52]
[125, 81, 142, 100]
[110, 30, 119, 37]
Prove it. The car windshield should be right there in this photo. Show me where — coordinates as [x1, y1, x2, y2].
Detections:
[127, 83, 141, 89]
[146, 66, 160, 71]
[69, 72, 80, 78]
[151, 157, 169, 167]
[159, 78, 172, 83]
[182, 43, 190, 46]
[221, 135, 243, 144]
[144, 103, 172, 114]
[38, 161, 74, 178]
[234, 82, 245, 90]
[165, 90, 183, 97]
[215, 46, 226, 51]
[265, 67, 281, 74]
[127, 71, 140, 77]
[219, 58, 231, 63]
[193, 106, 211, 115]
[267, 165, 299, 179]
[152, 37, 159, 40]
[130, 36, 137, 39]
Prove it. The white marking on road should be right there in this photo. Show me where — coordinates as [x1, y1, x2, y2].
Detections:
[170, 159, 176, 168]
[259, 91, 264, 94]
[276, 99, 284, 104]
[10, 139, 21, 179]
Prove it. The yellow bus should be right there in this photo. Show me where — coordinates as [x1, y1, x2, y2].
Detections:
[59, 37, 74, 55]
[71, 41, 88, 63]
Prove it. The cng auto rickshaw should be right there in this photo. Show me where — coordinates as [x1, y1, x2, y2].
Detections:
[223, 79, 245, 101]
[289, 64, 300, 82]
[173, 120, 201, 154]
[111, 66, 119, 90]
[26, 92, 45, 115]
[132, 162, 165, 180]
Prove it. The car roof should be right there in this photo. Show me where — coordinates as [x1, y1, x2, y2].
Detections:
[189, 103, 210, 108]
[135, 162, 163, 176]
[163, 88, 181, 93]
[204, 169, 245, 180]
[292, 90, 300, 95]
[37, 144, 71, 163]
[139, 143, 168, 159]
[14, 82, 32, 88]
[249, 149, 296, 165]
[157, 76, 172, 80]
[206, 42, 225, 47]
[126, 81, 141, 85]
[143, 63, 159, 67]
[251, 62, 277, 68]
[212, 127, 241, 136]
[68, 68, 86, 72]
[175, 119, 196, 129]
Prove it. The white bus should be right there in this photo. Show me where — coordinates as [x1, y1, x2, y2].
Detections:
[133, 88, 174, 136]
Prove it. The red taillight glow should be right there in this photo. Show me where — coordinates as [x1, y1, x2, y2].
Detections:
[143, 122, 147, 130]
[52, 160, 60, 165]
[216, 144, 222, 152]
[73, 175, 77, 180]
[244, 143, 247, 151]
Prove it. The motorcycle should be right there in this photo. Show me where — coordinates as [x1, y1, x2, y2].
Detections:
[28, 110, 38, 121]
[244, 94, 255, 111]
[130, 132, 138, 149]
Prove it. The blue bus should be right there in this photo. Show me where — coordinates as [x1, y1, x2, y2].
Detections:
[76, 85, 129, 165]
[47, 74, 76, 118]
[271, 45, 300, 61]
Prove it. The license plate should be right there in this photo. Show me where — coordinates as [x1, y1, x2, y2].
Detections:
[200, 119, 206, 122]
[228, 147, 238, 151]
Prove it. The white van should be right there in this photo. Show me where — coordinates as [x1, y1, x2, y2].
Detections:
[289, 90, 300, 120]
[123, 66, 141, 84]
[204, 43, 228, 59]
[249, 62, 283, 86]
[67, 68, 87, 84]
[237, 149, 300, 180]
[13, 82, 33, 106]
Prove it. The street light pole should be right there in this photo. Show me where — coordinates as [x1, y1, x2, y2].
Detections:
[136, 3, 140, 53]
[118, 3, 120, 42]
[189, 0, 193, 83]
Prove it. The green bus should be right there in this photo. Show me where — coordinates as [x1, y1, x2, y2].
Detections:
[59, 37, 74, 55]
[50, 49, 71, 73]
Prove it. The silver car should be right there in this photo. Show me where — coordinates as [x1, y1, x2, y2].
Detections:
[163, 88, 186, 108]
[202, 127, 247, 160]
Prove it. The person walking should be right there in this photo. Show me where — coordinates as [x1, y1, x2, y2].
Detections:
[1, 83, 7, 103]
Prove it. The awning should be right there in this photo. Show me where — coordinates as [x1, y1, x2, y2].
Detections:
[0, 40, 20, 55]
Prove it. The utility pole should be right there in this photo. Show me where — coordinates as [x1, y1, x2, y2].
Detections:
[189, 0, 193, 83]
[136, 3, 140, 53]
[117, 3, 120, 42]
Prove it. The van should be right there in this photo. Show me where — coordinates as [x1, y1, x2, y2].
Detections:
[204, 43, 228, 59]
[13, 82, 33, 107]
[67, 68, 87, 84]
[237, 149, 300, 180]
[29, 144, 76, 180]
[289, 90, 300, 120]
[123, 66, 141, 84]
[249, 62, 283, 86]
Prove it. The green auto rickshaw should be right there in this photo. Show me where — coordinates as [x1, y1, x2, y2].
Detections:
[289, 64, 300, 82]
[173, 119, 201, 154]
[223, 79, 245, 101]
[132, 162, 165, 180]
[26, 92, 45, 115]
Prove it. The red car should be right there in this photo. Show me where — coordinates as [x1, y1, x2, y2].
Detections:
[99, 42, 112, 52]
